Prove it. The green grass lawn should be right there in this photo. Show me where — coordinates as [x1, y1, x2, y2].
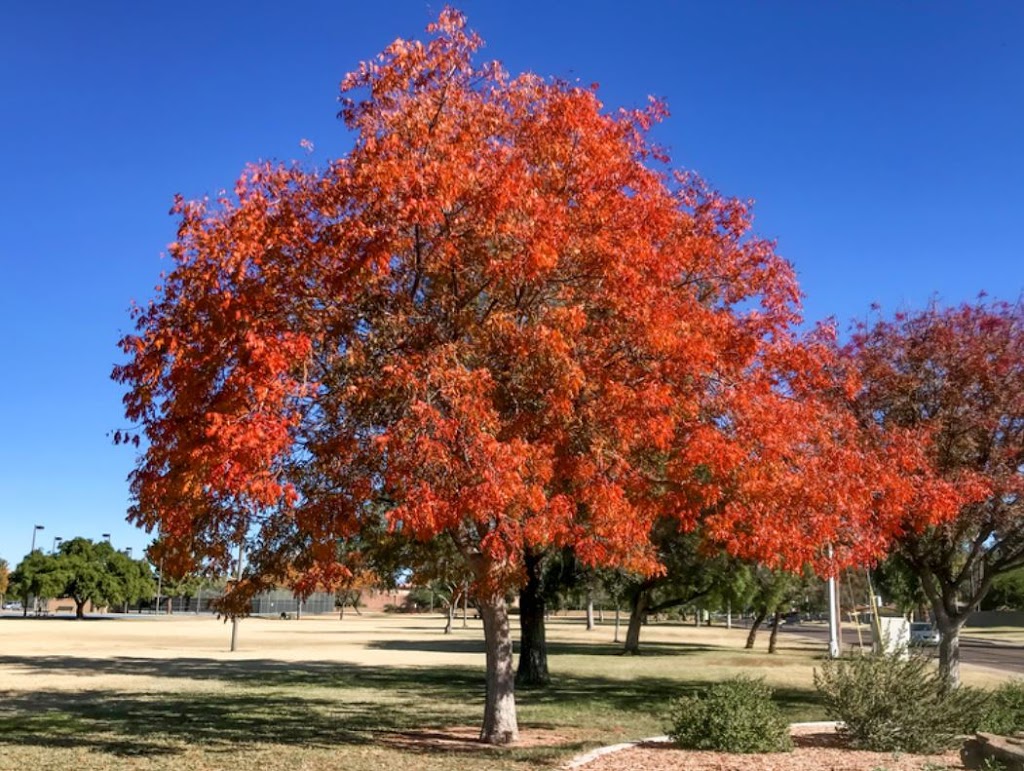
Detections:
[0, 614, 890, 770]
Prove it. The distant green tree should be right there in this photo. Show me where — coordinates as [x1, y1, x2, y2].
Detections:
[621, 523, 737, 654]
[160, 573, 203, 612]
[872, 552, 929, 618]
[0, 558, 9, 606]
[54, 538, 150, 618]
[981, 567, 1024, 611]
[11, 550, 67, 615]
[108, 551, 157, 612]
[743, 567, 805, 653]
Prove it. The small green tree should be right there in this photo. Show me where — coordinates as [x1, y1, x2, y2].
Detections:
[872, 552, 929, 618]
[0, 558, 9, 607]
[11, 550, 66, 614]
[160, 573, 203, 612]
[981, 568, 1024, 611]
[621, 523, 737, 654]
[107, 552, 156, 612]
[743, 567, 806, 653]
[53, 538, 145, 618]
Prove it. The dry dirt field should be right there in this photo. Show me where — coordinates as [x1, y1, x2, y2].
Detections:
[0, 612, 1010, 771]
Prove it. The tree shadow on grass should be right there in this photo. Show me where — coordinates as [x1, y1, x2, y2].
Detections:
[0, 654, 824, 761]
[366, 637, 723, 657]
[0, 689, 371, 757]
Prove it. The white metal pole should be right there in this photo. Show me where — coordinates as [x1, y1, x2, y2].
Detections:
[827, 545, 841, 658]
[230, 543, 244, 652]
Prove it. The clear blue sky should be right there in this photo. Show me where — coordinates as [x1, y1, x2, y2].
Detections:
[1, 1, 1021, 567]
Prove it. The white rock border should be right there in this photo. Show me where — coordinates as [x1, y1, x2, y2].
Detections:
[562, 721, 841, 769]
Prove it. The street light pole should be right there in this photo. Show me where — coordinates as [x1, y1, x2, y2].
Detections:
[30, 524, 44, 554]
[121, 547, 134, 614]
[51, 537, 62, 554]
[28, 525, 44, 617]
[102, 533, 111, 545]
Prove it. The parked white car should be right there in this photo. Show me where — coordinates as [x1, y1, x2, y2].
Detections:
[909, 622, 941, 646]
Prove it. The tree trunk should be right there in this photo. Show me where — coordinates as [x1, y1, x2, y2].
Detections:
[516, 550, 550, 686]
[75, 598, 86, 620]
[768, 609, 783, 653]
[936, 615, 965, 687]
[916, 564, 976, 689]
[586, 589, 595, 631]
[444, 601, 454, 634]
[479, 594, 519, 744]
[745, 606, 768, 649]
[353, 591, 362, 615]
[623, 589, 649, 654]
[462, 583, 468, 627]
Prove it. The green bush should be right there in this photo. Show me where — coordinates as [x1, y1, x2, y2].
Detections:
[814, 651, 989, 753]
[978, 680, 1024, 736]
[666, 676, 793, 753]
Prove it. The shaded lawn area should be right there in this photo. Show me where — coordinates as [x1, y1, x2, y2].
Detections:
[0, 643, 825, 771]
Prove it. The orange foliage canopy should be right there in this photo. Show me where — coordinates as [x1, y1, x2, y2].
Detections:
[846, 300, 1024, 567]
[114, 10, 948, 604]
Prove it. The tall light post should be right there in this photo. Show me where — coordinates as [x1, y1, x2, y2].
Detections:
[29, 524, 44, 554]
[120, 547, 134, 614]
[27, 525, 44, 617]
[51, 537, 63, 554]
[102, 533, 111, 545]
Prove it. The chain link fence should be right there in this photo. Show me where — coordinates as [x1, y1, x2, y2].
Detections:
[117, 590, 338, 616]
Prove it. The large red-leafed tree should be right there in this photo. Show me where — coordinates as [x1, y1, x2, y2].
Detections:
[115, 9, 938, 743]
[847, 300, 1024, 685]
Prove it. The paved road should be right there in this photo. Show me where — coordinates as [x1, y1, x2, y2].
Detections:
[781, 622, 1024, 675]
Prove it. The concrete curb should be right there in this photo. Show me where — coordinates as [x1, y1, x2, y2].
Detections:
[561, 721, 841, 769]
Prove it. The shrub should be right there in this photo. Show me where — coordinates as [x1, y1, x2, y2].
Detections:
[978, 680, 1024, 736]
[814, 650, 989, 753]
[666, 676, 793, 753]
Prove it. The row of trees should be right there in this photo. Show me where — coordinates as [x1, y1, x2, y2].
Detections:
[10, 538, 154, 618]
[5, 538, 234, 617]
[112, 10, 1022, 744]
